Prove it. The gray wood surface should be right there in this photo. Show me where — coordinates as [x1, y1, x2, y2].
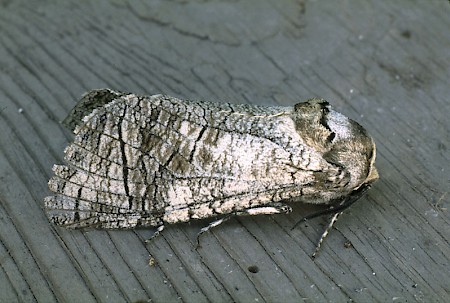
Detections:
[1, 1, 449, 302]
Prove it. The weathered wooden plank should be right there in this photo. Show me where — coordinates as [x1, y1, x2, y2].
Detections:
[0, 0, 449, 302]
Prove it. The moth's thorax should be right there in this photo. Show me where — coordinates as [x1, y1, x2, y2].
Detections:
[290, 99, 377, 199]
[326, 109, 353, 140]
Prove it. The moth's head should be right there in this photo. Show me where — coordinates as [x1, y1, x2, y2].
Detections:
[292, 98, 378, 190]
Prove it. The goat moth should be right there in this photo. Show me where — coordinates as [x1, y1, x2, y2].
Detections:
[44, 89, 378, 251]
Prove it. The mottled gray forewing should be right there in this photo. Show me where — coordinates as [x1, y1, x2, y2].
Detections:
[62, 89, 127, 131]
[45, 92, 307, 228]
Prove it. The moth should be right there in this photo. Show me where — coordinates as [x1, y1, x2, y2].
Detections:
[45, 89, 378, 256]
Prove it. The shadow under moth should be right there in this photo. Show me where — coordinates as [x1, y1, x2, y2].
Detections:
[45, 89, 378, 257]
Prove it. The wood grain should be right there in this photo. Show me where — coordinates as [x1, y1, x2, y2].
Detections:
[0, 1, 449, 302]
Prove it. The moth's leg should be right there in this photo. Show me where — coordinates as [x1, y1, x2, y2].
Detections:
[291, 183, 372, 258]
[144, 225, 165, 243]
[196, 202, 292, 247]
[238, 203, 292, 216]
[312, 212, 342, 259]
[291, 184, 372, 230]
[196, 216, 233, 248]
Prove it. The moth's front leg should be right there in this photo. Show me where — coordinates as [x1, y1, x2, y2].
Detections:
[196, 202, 292, 247]
[311, 211, 342, 259]
[291, 183, 374, 258]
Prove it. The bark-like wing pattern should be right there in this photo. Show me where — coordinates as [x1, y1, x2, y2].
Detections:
[45, 90, 353, 228]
